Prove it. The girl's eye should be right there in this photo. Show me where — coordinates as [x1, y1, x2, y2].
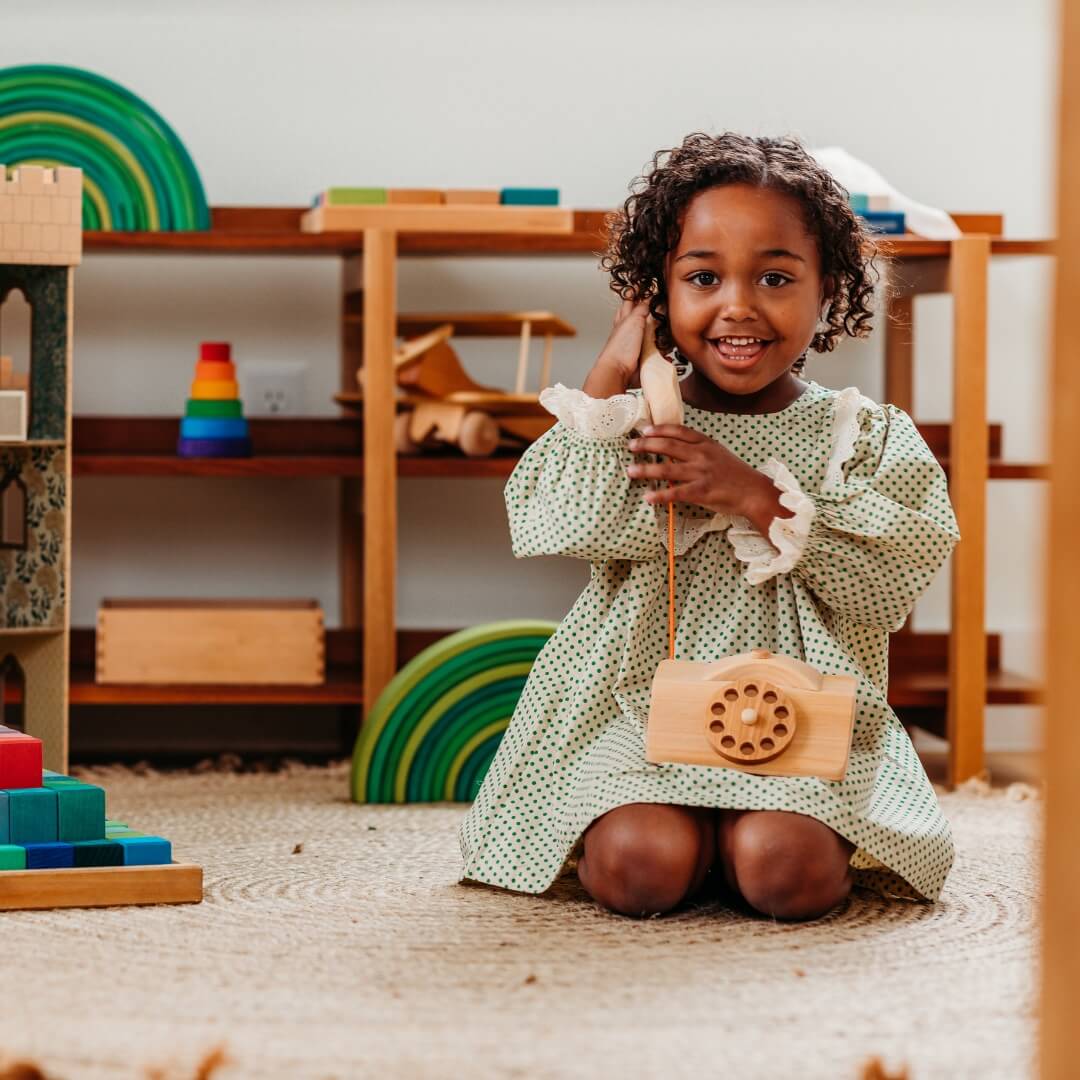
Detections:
[688, 271, 718, 288]
[760, 272, 791, 288]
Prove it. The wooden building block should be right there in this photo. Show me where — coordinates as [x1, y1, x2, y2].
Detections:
[116, 836, 171, 865]
[0, 844, 24, 870]
[0, 862, 202, 910]
[106, 829, 145, 839]
[0, 733, 42, 789]
[23, 841, 74, 869]
[387, 189, 444, 205]
[500, 188, 559, 206]
[72, 840, 123, 867]
[7, 787, 57, 843]
[96, 599, 325, 685]
[0, 390, 27, 441]
[443, 190, 500, 205]
[325, 188, 387, 205]
[53, 783, 106, 842]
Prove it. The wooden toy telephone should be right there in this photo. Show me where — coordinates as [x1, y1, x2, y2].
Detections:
[637, 322, 857, 781]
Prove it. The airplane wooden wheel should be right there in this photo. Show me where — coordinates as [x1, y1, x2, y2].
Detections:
[459, 411, 499, 457]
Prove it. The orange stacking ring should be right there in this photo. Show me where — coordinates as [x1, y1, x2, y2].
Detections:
[195, 360, 236, 381]
[191, 378, 240, 400]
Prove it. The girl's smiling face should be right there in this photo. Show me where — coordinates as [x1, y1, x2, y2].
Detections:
[664, 183, 829, 411]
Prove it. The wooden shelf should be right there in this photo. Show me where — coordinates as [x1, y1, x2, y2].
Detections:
[71, 415, 1046, 481]
[83, 207, 1055, 260]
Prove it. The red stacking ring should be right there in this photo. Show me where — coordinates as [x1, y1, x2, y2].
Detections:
[200, 342, 231, 362]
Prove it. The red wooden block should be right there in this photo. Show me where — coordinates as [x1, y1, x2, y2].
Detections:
[0, 734, 42, 789]
[199, 342, 231, 363]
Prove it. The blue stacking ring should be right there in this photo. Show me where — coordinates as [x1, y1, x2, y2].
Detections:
[180, 417, 249, 440]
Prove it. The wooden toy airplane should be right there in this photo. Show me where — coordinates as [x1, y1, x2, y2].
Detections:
[636, 322, 857, 780]
[336, 312, 575, 457]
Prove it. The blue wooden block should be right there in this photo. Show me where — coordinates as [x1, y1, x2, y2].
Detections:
[23, 842, 74, 869]
[72, 840, 124, 867]
[0, 792, 7, 844]
[116, 836, 172, 866]
[55, 783, 106, 842]
[858, 210, 905, 235]
[179, 417, 249, 441]
[6, 787, 57, 843]
[500, 188, 559, 206]
[848, 193, 869, 213]
[176, 436, 252, 458]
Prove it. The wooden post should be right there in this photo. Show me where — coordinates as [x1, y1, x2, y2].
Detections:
[945, 236, 989, 786]
[362, 230, 398, 717]
[1041, 1, 1080, 1075]
[514, 319, 532, 394]
[884, 292, 915, 414]
[339, 254, 363, 629]
[540, 333, 554, 391]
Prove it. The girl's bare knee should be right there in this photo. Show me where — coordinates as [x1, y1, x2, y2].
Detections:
[578, 804, 711, 918]
[728, 811, 853, 921]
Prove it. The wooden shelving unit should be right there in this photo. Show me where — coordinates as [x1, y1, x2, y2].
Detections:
[65, 207, 1051, 779]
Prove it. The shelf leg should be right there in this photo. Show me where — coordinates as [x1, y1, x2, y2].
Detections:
[362, 229, 398, 719]
[946, 235, 990, 787]
[339, 255, 364, 630]
[884, 290, 914, 414]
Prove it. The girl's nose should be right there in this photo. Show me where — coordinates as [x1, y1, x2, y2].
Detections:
[715, 279, 759, 322]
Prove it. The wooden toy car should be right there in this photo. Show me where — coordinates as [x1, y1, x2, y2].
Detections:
[645, 649, 857, 781]
[336, 311, 575, 457]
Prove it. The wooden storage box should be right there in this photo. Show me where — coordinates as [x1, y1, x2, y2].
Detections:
[96, 600, 325, 685]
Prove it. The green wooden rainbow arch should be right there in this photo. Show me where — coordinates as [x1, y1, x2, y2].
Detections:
[351, 621, 557, 804]
[0, 64, 210, 231]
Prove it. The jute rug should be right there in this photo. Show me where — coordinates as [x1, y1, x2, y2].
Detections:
[0, 763, 1038, 1080]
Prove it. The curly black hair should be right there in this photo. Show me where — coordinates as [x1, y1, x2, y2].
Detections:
[602, 133, 884, 372]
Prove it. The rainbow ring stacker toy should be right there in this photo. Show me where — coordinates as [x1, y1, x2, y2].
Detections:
[177, 342, 251, 458]
[635, 324, 857, 781]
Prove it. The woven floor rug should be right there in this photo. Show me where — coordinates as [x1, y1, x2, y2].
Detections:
[0, 762, 1038, 1080]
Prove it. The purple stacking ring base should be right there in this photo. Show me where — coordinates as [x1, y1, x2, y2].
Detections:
[177, 437, 253, 458]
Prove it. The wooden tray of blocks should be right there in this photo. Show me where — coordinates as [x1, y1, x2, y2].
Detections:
[0, 725, 202, 911]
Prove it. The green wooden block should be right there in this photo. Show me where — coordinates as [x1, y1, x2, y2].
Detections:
[7, 787, 57, 843]
[0, 844, 25, 870]
[104, 820, 128, 830]
[325, 187, 387, 205]
[55, 783, 106, 842]
[185, 398, 243, 419]
[72, 840, 124, 867]
[106, 828, 145, 838]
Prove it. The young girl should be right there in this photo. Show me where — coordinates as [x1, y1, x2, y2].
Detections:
[458, 133, 960, 920]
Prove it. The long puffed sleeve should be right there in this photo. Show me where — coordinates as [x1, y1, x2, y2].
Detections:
[505, 386, 665, 562]
[728, 392, 960, 632]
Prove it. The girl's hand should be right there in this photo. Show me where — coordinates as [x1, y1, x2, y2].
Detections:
[626, 425, 790, 526]
[583, 298, 651, 397]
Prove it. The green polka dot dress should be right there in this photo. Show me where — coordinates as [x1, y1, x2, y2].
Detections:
[458, 379, 961, 901]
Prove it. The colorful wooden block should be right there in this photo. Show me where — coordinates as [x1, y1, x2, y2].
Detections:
[325, 188, 387, 205]
[0, 734, 42, 789]
[195, 361, 236, 381]
[72, 840, 123, 867]
[199, 342, 231, 363]
[7, 787, 57, 843]
[190, 378, 240, 400]
[500, 188, 559, 206]
[53, 782, 105, 842]
[116, 836, 171, 866]
[105, 828, 145, 839]
[176, 436, 252, 458]
[387, 189, 444, 205]
[443, 189, 501, 205]
[0, 844, 25, 870]
[23, 842, 73, 869]
[179, 417, 249, 440]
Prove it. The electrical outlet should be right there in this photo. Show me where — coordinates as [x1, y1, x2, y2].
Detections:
[243, 362, 308, 416]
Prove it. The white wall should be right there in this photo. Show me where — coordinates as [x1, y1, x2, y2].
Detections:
[3, 0, 1054, 748]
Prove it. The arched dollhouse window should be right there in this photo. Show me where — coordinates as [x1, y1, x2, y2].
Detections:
[0, 287, 31, 391]
[0, 654, 25, 732]
[0, 467, 27, 549]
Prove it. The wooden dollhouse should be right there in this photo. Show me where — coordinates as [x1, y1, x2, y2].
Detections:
[0, 164, 80, 772]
